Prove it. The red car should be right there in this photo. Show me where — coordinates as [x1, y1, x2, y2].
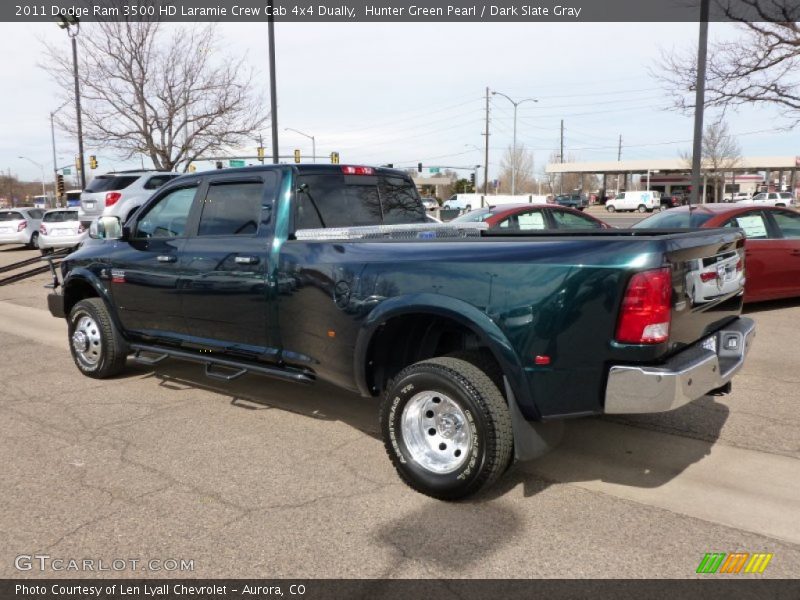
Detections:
[451, 203, 610, 231]
[634, 204, 800, 303]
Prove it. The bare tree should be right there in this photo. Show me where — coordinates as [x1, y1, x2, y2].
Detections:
[680, 119, 742, 202]
[43, 22, 269, 171]
[653, 3, 800, 126]
[498, 144, 536, 193]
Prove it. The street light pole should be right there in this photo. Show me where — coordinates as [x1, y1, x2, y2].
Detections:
[69, 27, 86, 190]
[50, 100, 69, 205]
[267, 1, 279, 164]
[285, 128, 316, 163]
[491, 91, 537, 195]
[19, 156, 47, 199]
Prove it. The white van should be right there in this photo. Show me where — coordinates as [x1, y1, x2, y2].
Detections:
[605, 191, 661, 213]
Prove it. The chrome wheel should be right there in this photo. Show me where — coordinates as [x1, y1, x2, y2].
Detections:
[71, 314, 102, 366]
[401, 390, 473, 474]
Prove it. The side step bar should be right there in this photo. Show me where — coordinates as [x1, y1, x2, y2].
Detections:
[129, 343, 315, 385]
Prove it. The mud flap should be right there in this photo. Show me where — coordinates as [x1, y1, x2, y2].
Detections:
[504, 377, 564, 462]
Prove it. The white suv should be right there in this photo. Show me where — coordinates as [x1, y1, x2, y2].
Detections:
[79, 170, 179, 224]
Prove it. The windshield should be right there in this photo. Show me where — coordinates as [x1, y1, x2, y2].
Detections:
[632, 209, 716, 229]
[43, 211, 79, 222]
[84, 175, 138, 193]
[0, 211, 23, 221]
[452, 209, 493, 223]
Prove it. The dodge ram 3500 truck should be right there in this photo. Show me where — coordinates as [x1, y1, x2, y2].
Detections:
[47, 164, 755, 500]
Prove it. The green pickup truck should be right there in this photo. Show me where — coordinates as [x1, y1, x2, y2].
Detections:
[47, 164, 755, 500]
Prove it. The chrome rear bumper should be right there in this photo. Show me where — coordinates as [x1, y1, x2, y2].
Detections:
[604, 317, 755, 414]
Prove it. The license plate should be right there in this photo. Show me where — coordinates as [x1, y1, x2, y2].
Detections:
[702, 336, 717, 353]
[52, 229, 70, 236]
[0, 227, 11, 234]
[84, 202, 95, 209]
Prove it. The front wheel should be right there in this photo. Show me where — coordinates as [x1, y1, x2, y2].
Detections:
[68, 298, 128, 379]
[637, 204, 647, 213]
[606, 205, 616, 213]
[380, 356, 513, 500]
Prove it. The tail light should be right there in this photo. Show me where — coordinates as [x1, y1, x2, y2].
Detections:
[77, 223, 86, 233]
[615, 267, 672, 344]
[341, 166, 374, 176]
[700, 271, 718, 283]
[17, 220, 27, 232]
[39, 224, 47, 235]
[105, 192, 122, 206]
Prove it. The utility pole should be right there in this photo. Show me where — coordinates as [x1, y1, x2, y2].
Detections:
[482, 86, 490, 201]
[559, 119, 564, 193]
[267, 0, 279, 164]
[491, 91, 537, 195]
[617, 134, 623, 192]
[690, 0, 710, 207]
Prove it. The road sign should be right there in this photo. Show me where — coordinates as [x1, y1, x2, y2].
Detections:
[229, 159, 246, 168]
[429, 167, 440, 174]
[63, 167, 71, 175]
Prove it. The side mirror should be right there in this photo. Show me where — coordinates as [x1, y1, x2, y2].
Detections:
[89, 216, 123, 240]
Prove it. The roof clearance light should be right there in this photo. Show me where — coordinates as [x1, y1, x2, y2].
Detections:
[341, 166, 374, 176]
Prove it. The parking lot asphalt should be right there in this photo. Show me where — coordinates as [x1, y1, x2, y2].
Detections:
[1, 261, 799, 579]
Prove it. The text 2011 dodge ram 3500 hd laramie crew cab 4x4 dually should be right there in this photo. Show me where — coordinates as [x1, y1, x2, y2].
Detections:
[47, 164, 755, 500]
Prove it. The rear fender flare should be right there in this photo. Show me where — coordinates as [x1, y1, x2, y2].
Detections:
[354, 292, 540, 419]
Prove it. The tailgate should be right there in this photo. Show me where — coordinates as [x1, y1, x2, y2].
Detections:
[663, 228, 745, 354]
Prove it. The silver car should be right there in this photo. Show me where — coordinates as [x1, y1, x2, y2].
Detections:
[0, 207, 45, 248]
[79, 170, 179, 224]
[38, 209, 88, 254]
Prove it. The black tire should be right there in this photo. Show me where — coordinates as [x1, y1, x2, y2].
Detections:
[465, 204, 472, 211]
[40, 246, 53, 256]
[637, 204, 647, 213]
[380, 356, 513, 500]
[27, 231, 39, 250]
[67, 298, 128, 379]
[606, 205, 616, 213]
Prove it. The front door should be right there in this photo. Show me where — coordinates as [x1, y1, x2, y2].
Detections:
[108, 184, 199, 337]
[765, 209, 800, 297]
[179, 174, 278, 355]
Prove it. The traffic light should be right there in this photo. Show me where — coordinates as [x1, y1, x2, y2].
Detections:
[215, 161, 223, 169]
[187, 164, 196, 173]
[470, 173, 476, 185]
[294, 149, 301, 163]
[257, 146, 265, 161]
[56, 174, 64, 196]
[330, 152, 340, 164]
[89, 155, 97, 170]
[75, 155, 82, 172]
[418, 163, 423, 173]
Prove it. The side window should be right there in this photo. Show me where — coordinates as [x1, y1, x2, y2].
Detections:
[135, 187, 197, 238]
[197, 181, 268, 236]
[516, 211, 546, 230]
[772, 210, 800, 239]
[723, 212, 769, 239]
[497, 216, 518, 229]
[143, 175, 177, 190]
[552, 210, 602, 229]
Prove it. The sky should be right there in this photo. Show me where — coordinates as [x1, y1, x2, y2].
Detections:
[0, 20, 797, 185]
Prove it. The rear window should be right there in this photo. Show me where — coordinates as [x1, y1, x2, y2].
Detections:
[632, 210, 717, 229]
[144, 175, 178, 190]
[0, 211, 23, 221]
[294, 172, 425, 229]
[84, 175, 139, 193]
[43, 211, 79, 222]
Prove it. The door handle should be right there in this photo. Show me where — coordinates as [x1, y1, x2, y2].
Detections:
[790, 249, 800, 256]
[234, 256, 259, 265]
[156, 255, 177, 263]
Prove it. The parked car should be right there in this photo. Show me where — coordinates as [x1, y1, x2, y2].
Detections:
[421, 197, 439, 211]
[47, 164, 754, 500]
[0, 207, 45, 248]
[452, 204, 610, 230]
[739, 192, 795, 207]
[605, 190, 661, 213]
[633, 204, 800, 303]
[38, 208, 88, 254]
[660, 193, 685, 210]
[724, 191, 752, 203]
[79, 170, 179, 225]
[554, 193, 589, 211]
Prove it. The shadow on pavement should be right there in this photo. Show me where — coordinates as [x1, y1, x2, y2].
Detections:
[118, 358, 730, 502]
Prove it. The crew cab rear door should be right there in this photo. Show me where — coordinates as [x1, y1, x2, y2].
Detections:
[179, 173, 279, 355]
